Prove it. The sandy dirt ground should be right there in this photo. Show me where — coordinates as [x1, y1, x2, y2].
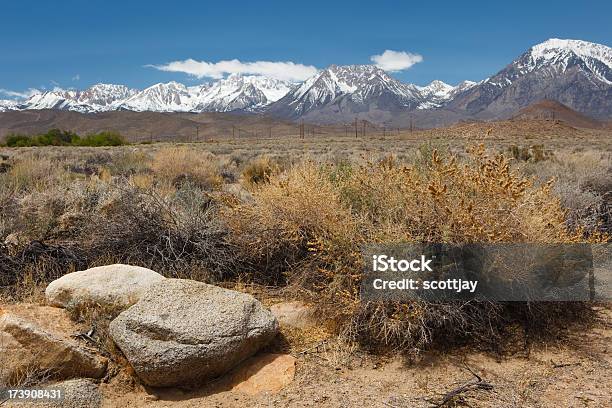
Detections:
[98, 306, 611, 408]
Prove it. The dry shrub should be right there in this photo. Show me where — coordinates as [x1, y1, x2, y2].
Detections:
[0, 187, 18, 240]
[80, 182, 236, 281]
[0, 241, 86, 294]
[1, 154, 70, 192]
[106, 150, 151, 177]
[521, 150, 611, 235]
[224, 162, 356, 284]
[151, 147, 222, 191]
[508, 144, 553, 162]
[224, 147, 606, 352]
[241, 156, 281, 186]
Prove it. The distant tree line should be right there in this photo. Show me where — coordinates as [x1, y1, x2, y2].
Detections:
[2, 129, 127, 147]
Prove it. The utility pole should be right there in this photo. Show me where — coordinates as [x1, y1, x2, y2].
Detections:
[354, 117, 358, 138]
[232, 125, 235, 139]
[300, 119, 305, 139]
[362, 120, 366, 138]
[195, 125, 199, 142]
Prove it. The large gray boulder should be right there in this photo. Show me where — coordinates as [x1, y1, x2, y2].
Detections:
[45, 264, 165, 309]
[109, 279, 278, 387]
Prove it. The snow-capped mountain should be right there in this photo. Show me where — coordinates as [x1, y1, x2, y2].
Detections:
[267, 64, 422, 119]
[448, 38, 612, 119]
[75, 84, 138, 108]
[519, 39, 611, 84]
[415, 80, 477, 109]
[2, 38, 611, 122]
[10, 76, 294, 114]
[23, 89, 80, 111]
[0, 99, 19, 112]
[118, 81, 195, 112]
[192, 74, 292, 112]
[20, 84, 138, 113]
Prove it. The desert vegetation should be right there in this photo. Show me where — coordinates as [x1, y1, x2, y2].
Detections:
[0, 128, 610, 406]
[1, 129, 126, 147]
[0, 136, 609, 354]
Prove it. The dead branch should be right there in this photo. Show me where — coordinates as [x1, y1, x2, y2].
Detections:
[428, 365, 493, 407]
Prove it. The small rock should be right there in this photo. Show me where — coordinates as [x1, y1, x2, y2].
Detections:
[270, 301, 315, 329]
[45, 264, 165, 310]
[109, 279, 278, 387]
[0, 304, 107, 385]
[230, 353, 296, 395]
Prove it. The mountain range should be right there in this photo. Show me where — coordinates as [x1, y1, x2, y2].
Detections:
[1, 38, 610, 127]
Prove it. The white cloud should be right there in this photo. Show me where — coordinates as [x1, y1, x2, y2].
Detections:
[147, 58, 318, 82]
[72, 74, 80, 81]
[0, 88, 39, 99]
[370, 50, 423, 72]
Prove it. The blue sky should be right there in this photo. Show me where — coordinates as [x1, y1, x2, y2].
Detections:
[1, 0, 610, 97]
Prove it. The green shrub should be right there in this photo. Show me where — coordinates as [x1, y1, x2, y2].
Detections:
[35, 129, 78, 146]
[3, 130, 126, 147]
[5, 134, 35, 147]
[77, 132, 126, 147]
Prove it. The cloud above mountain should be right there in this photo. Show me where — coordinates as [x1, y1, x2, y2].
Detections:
[0, 88, 40, 99]
[370, 50, 423, 72]
[147, 58, 318, 82]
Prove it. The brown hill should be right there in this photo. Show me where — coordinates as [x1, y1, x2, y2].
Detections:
[511, 99, 604, 129]
[0, 110, 310, 143]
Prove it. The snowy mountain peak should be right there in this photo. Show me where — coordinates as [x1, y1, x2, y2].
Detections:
[118, 81, 193, 112]
[0, 99, 19, 112]
[4, 75, 293, 114]
[530, 38, 612, 69]
[192, 75, 293, 112]
[447, 39, 612, 119]
[415, 80, 477, 109]
[273, 64, 421, 117]
[516, 38, 612, 85]
[418, 80, 453, 96]
[76, 83, 138, 107]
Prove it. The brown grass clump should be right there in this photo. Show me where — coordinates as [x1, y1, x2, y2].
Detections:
[1, 153, 70, 192]
[224, 146, 606, 352]
[241, 156, 281, 186]
[151, 146, 223, 191]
